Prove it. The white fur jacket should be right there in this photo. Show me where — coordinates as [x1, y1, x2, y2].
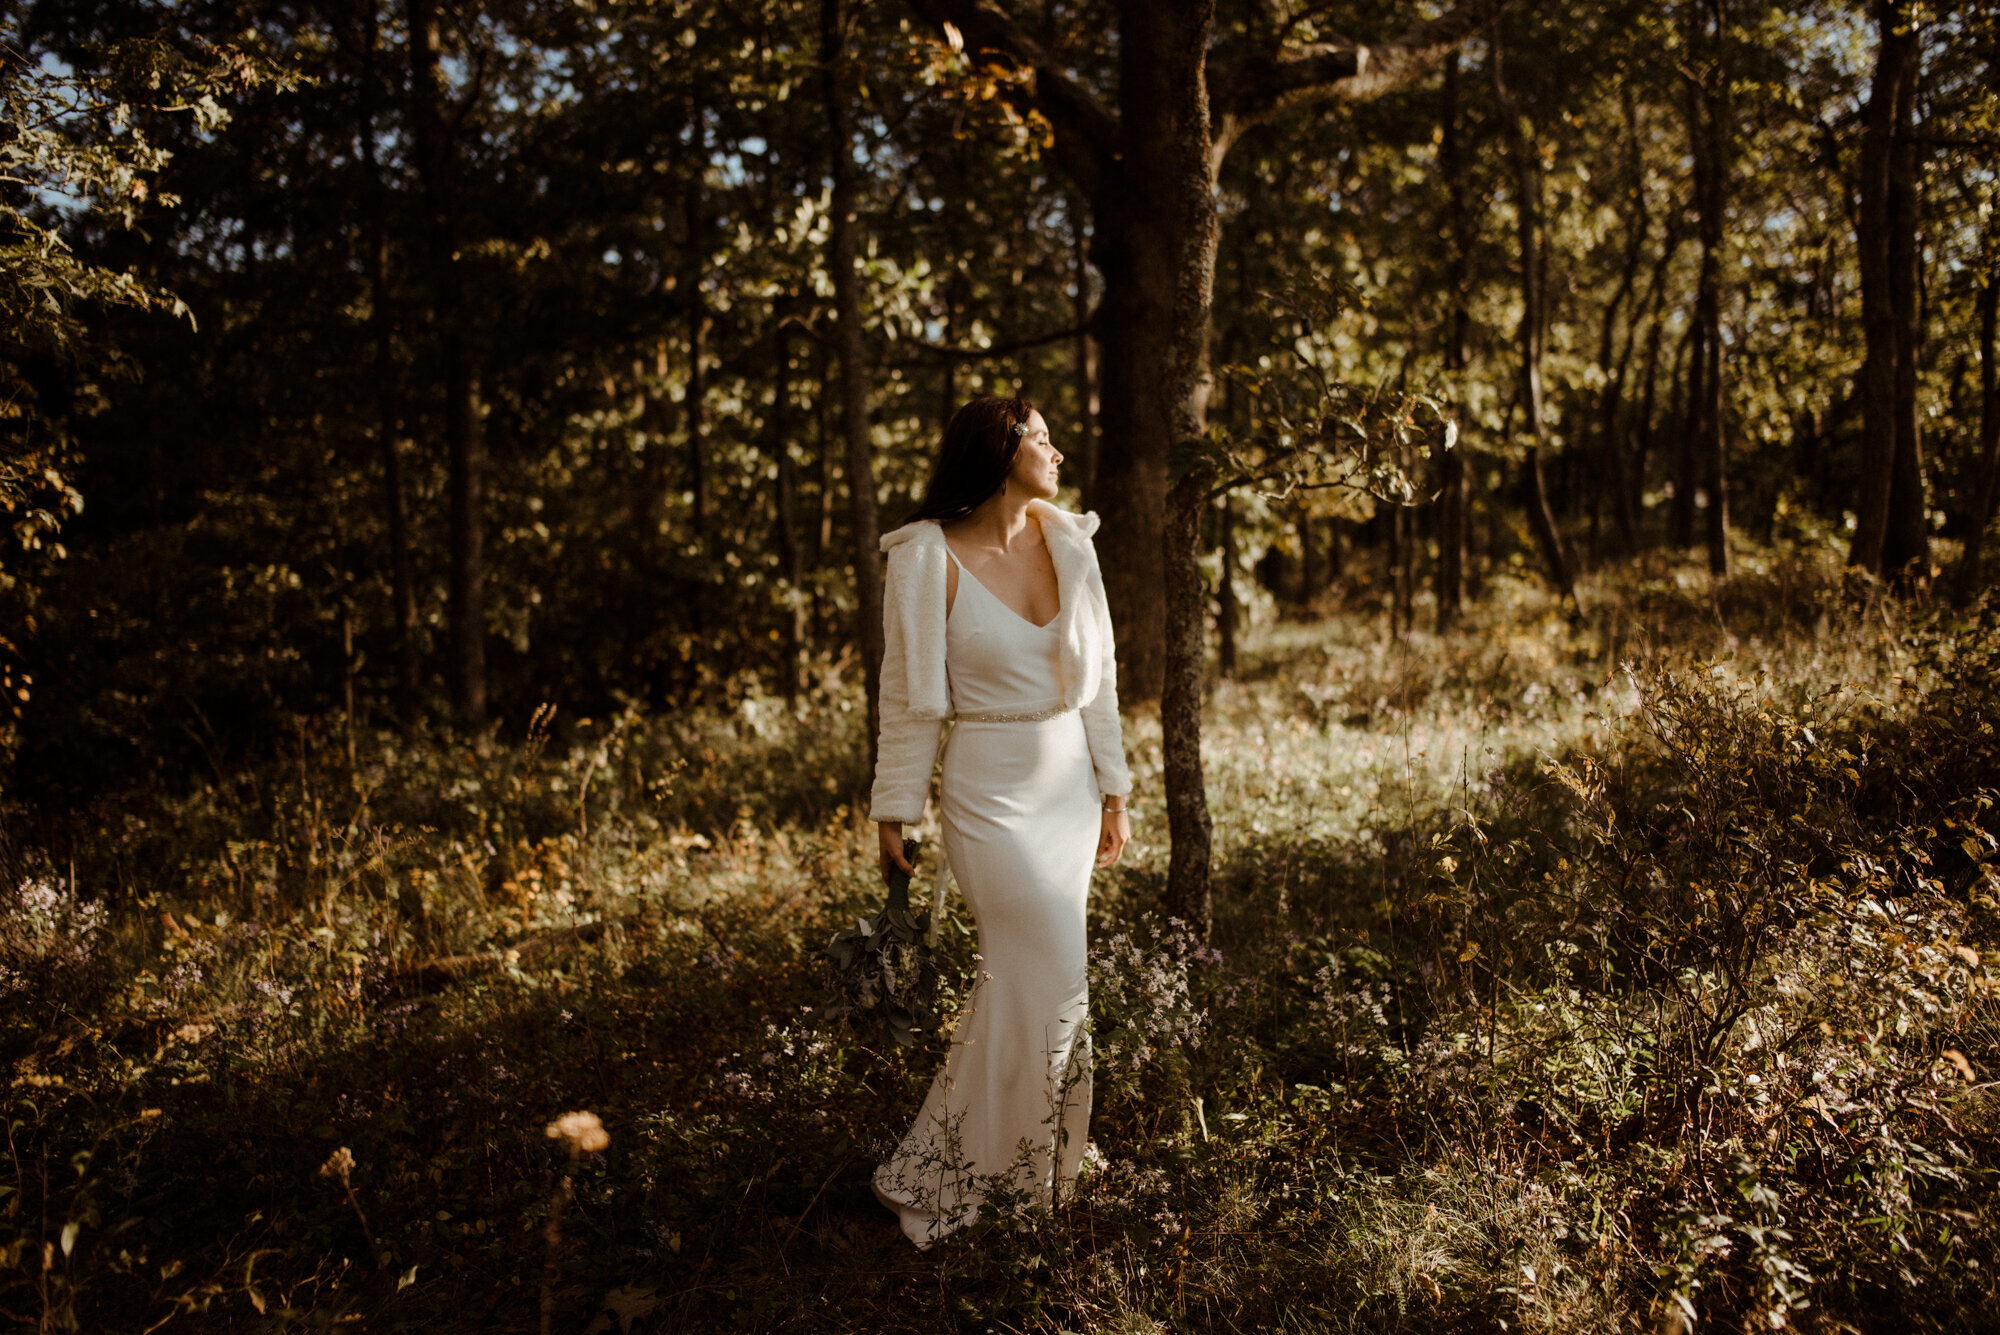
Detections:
[867, 499, 1133, 824]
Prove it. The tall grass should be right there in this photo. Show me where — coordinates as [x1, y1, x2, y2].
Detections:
[3, 545, 1996, 1332]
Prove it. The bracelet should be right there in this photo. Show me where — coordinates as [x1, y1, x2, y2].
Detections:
[1101, 795, 1129, 813]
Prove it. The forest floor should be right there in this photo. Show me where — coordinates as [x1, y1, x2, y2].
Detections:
[6, 545, 2000, 1333]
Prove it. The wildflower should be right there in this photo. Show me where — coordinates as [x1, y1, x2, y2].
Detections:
[545, 1110, 610, 1154]
[318, 1146, 356, 1186]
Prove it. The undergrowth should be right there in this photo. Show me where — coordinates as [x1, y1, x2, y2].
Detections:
[4, 548, 1998, 1333]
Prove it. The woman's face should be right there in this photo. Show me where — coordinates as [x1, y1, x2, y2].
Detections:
[1006, 411, 1062, 501]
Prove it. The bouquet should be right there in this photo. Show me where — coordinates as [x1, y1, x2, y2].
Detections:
[824, 838, 937, 1048]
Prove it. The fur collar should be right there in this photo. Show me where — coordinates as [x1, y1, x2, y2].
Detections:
[878, 500, 1106, 719]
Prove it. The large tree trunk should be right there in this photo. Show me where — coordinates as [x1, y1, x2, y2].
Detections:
[1952, 275, 2000, 604]
[357, 0, 419, 717]
[408, 0, 485, 726]
[1851, 0, 1926, 578]
[822, 0, 884, 757]
[1093, 223, 1175, 702]
[1491, 38, 1580, 612]
[1151, 0, 1221, 937]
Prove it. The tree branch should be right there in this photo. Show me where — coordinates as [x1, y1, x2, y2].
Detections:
[890, 317, 1096, 367]
[1212, 0, 1519, 136]
[905, 0, 1119, 196]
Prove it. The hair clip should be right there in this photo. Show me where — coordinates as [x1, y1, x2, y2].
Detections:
[1009, 423, 1026, 438]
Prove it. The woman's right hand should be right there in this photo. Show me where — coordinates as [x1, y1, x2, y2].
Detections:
[878, 821, 915, 884]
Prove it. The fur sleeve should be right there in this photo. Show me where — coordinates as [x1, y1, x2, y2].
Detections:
[868, 545, 946, 823]
[1079, 540, 1133, 798]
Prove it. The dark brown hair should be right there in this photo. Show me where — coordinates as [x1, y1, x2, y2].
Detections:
[906, 396, 1038, 525]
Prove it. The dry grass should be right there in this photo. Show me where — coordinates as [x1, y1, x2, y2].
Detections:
[3, 544, 1996, 1333]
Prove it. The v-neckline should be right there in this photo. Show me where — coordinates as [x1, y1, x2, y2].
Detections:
[946, 542, 1060, 631]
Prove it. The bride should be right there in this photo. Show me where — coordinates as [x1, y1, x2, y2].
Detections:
[867, 395, 1133, 1247]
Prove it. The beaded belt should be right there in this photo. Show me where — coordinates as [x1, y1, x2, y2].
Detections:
[953, 706, 1072, 724]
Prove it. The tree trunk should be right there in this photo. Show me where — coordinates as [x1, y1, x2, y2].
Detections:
[408, 0, 485, 727]
[1952, 275, 2000, 604]
[1624, 227, 1681, 546]
[1093, 219, 1175, 702]
[1071, 198, 1100, 510]
[1217, 497, 1238, 678]
[1435, 54, 1471, 633]
[684, 139, 710, 558]
[1672, 317, 1704, 549]
[1151, 0, 1220, 938]
[1851, 0, 1922, 577]
[773, 324, 806, 701]
[1491, 38, 1580, 612]
[822, 0, 884, 757]
[1629, 313, 1664, 540]
[1880, 24, 1928, 580]
[1296, 505, 1317, 607]
[1593, 88, 1648, 558]
[1685, 0, 1732, 577]
[357, 0, 419, 717]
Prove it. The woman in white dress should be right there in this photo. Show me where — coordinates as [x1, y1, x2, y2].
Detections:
[867, 396, 1133, 1248]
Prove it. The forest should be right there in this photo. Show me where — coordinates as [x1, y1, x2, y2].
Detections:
[4, 0, 2000, 1327]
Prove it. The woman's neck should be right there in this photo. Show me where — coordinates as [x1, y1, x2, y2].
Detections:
[951, 492, 1038, 553]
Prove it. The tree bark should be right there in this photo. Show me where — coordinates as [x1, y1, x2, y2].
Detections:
[1593, 87, 1648, 558]
[357, 0, 419, 717]
[773, 324, 806, 700]
[1880, 22, 1928, 580]
[1490, 38, 1580, 612]
[1070, 198, 1100, 510]
[1952, 274, 2000, 604]
[1296, 504, 1318, 606]
[1684, 0, 1732, 577]
[1217, 496, 1238, 678]
[1851, 0, 1925, 578]
[1435, 53, 1471, 633]
[1624, 225, 1682, 545]
[407, 0, 485, 726]
[1152, 0, 1221, 938]
[822, 0, 884, 757]
[684, 134, 711, 559]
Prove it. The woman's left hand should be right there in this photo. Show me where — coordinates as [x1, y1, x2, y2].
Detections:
[1096, 809, 1131, 868]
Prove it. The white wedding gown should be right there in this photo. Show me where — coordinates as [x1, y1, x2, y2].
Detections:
[872, 547, 1098, 1247]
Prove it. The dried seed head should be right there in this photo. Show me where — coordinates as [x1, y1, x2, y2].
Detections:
[545, 1110, 609, 1154]
[318, 1147, 355, 1185]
